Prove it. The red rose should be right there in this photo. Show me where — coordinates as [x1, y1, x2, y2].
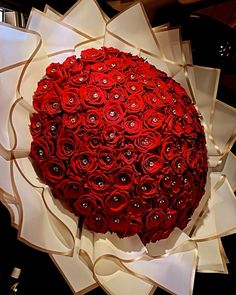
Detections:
[161, 136, 176, 160]
[140, 153, 163, 176]
[154, 195, 169, 210]
[56, 129, 78, 160]
[163, 208, 177, 228]
[143, 109, 166, 129]
[88, 62, 109, 73]
[102, 124, 122, 146]
[41, 96, 61, 115]
[143, 92, 165, 109]
[109, 87, 128, 102]
[171, 157, 187, 174]
[30, 138, 54, 162]
[87, 171, 110, 192]
[98, 147, 117, 171]
[43, 117, 62, 140]
[125, 81, 144, 94]
[125, 93, 145, 114]
[62, 113, 82, 131]
[103, 47, 120, 57]
[127, 198, 149, 218]
[145, 208, 165, 229]
[80, 85, 106, 106]
[113, 167, 136, 191]
[82, 108, 103, 130]
[73, 194, 98, 216]
[134, 131, 161, 151]
[30, 112, 45, 138]
[167, 116, 185, 137]
[63, 55, 83, 74]
[69, 72, 89, 86]
[84, 212, 108, 233]
[103, 101, 124, 124]
[172, 191, 190, 211]
[125, 220, 143, 237]
[61, 88, 81, 113]
[104, 191, 129, 214]
[86, 134, 102, 151]
[81, 48, 106, 62]
[105, 56, 125, 71]
[52, 177, 84, 200]
[169, 175, 183, 194]
[120, 143, 138, 165]
[109, 69, 125, 84]
[123, 115, 143, 135]
[46, 62, 67, 83]
[42, 156, 66, 186]
[70, 150, 97, 174]
[109, 214, 130, 237]
[137, 176, 158, 199]
[33, 79, 55, 112]
[125, 71, 139, 81]
[89, 72, 116, 90]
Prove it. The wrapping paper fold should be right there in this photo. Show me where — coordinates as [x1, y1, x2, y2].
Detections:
[0, 1, 236, 294]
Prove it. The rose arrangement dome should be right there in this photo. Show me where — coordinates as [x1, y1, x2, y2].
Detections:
[0, 1, 236, 295]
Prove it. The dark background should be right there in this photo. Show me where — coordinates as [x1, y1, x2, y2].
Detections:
[0, 0, 236, 294]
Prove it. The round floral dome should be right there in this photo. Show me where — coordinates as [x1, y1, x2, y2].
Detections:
[30, 47, 208, 244]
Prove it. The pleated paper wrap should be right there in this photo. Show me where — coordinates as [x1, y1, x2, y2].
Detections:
[0, 1, 236, 294]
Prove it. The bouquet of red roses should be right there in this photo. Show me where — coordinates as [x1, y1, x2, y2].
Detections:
[30, 47, 208, 245]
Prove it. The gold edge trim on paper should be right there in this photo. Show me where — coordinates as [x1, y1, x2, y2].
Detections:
[189, 174, 226, 238]
[61, 0, 108, 27]
[43, 4, 63, 17]
[13, 157, 76, 253]
[49, 253, 98, 295]
[27, 7, 94, 41]
[93, 247, 198, 295]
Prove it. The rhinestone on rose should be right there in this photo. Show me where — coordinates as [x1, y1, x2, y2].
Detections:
[93, 93, 98, 98]
[82, 202, 88, 208]
[102, 79, 107, 84]
[121, 176, 127, 182]
[114, 218, 120, 223]
[129, 121, 135, 127]
[126, 150, 132, 156]
[89, 116, 96, 122]
[52, 165, 59, 172]
[114, 94, 119, 99]
[109, 110, 116, 117]
[112, 196, 119, 202]
[152, 117, 158, 123]
[133, 202, 140, 208]
[69, 97, 74, 103]
[131, 85, 136, 91]
[109, 132, 115, 139]
[70, 117, 76, 124]
[82, 158, 88, 165]
[149, 161, 154, 167]
[38, 149, 44, 156]
[98, 181, 104, 187]
[50, 125, 56, 131]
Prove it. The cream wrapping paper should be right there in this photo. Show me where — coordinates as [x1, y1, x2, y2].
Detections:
[0, 1, 236, 294]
